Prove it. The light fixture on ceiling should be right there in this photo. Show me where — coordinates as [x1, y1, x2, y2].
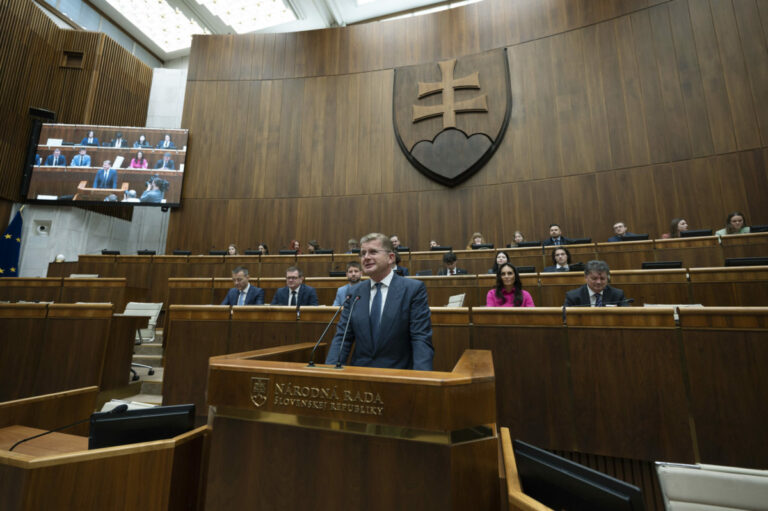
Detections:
[195, 0, 297, 34]
[105, 0, 208, 52]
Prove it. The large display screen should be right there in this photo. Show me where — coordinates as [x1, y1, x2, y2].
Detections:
[24, 124, 189, 207]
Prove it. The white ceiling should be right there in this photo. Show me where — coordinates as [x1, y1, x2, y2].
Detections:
[87, 0, 476, 62]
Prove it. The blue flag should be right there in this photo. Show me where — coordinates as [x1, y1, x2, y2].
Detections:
[0, 210, 23, 277]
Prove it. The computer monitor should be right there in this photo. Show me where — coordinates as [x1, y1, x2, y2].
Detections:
[641, 261, 682, 269]
[173, 250, 191, 256]
[513, 439, 644, 511]
[516, 266, 536, 274]
[569, 262, 585, 272]
[430, 246, 453, 251]
[724, 257, 768, 267]
[415, 270, 433, 276]
[209, 250, 227, 255]
[279, 249, 298, 255]
[515, 241, 542, 248]
[329, 271, 346, 277]
[88, 404, 195, 450]
[349, 248, 361, 254]
[101, 249, 120, 255]
[569, 237, 592, 245]
[749, 224, 768, 233]
[313, 249, 333, 255]
[680, 229, 713, 238]
[136, 249, 156, 255]
[619, 234, 649, 241]
[395, 246, 410, 252]
[471, 243, 495, 250]
[244, 250, 262, 255]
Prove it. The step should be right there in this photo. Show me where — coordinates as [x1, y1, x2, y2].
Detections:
[123, 393, 163, 406]
[140, 367, 164, 395]
[133, 354, 163, 368]
[135, 342, 163, 356]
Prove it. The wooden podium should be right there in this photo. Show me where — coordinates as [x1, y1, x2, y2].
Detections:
[205, 344, 499, 510]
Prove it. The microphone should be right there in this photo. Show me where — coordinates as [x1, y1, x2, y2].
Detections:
[8, 404, 129, 452]
[335, 295, 361, 368]
[308, 295, 349, 367]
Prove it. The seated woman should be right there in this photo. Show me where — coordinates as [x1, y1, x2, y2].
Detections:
[289, 239, 301, 254]
[227, 244, 238, 255]
[716, 212, 750, 236]
[466, 231, 487, 249]
[257, 243, 269, 255]
[662, 217, 688, 238]
[509, 231, 525, 247]
[133, 134, 151, 148]
[130, 151, 148, 169]
[486, 263, 535, 307]
[488, 250, 510, 274]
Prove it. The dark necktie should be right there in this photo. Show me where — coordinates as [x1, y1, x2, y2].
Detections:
[370, 282, 382, 340]
[289, 290, 296, 306]
[595, 293, 603, 307]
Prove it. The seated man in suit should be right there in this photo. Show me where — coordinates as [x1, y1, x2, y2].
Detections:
[80, 130, 99, 146]
[110, 132, 128, 148]
[325, 232, 434, 370]
[437, 251, 468, 275]
[389, 234, 402, 250]
[154, 152, 175, 170]
[45, 148, 66, 166]
[543, 247, 571, 272]
[70, 148, 91, 167]
[271, 266, 319, 306]
[542, 223, 572, 246]
[393, 253, 409, 276]
[564, 260, 628, 307]
[92, 160, 117, 189]
[156, 133, 176, 149]
[607, 221, 638, 242]
[333, 262, 362, 306]
[221, 266, 264, 306]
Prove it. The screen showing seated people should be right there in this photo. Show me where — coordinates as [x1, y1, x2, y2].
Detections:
[24, 124, 189, 207]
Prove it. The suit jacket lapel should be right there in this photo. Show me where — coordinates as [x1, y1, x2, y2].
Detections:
[581, 285, 590, 306]
[376, 275, 403, 350]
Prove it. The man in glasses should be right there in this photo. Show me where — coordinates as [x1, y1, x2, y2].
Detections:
[325, 232, 433, 370]
[270, 266, 319, 306]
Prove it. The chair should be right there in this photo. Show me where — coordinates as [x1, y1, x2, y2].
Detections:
[446, 293, 465, 307]
[122, 302, 163, 380]
[499, 427, 553, 511]
[656, 462, 768, 511]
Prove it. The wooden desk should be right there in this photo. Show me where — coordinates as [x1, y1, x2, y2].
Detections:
[596, 240, 655, 270]
[610, 269, 689, 305]
[0, 278, 62, 302]
[0, 425, 87, 456]
[689, 266, 768, 306]
[654, 236, 722, 267]
[719, 231, 768, 259]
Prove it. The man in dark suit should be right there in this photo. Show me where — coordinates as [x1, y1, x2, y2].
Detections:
[607, 221, 638, 242]
[271, 266, 319, 306]
[45, 148, 66, 166]
[437, 251, 468, 275]
[542, 223, 572, 246]
[92, 160, 117, 189]
[221, 266, 264, 306]
[154, 152, 175, 170]
[80, 131, 99, 146]
[155, 133, 176, 149]
[564, 260, 628, 307]
[543, 247, 571, 272]
[325, 233, 434, 370]
[393, 253, 409, 276]
[110, 132, 127, 148]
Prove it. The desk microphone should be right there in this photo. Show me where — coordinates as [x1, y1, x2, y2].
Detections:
[308, 295, 349, 367]
[335, 295, 361, 368]
[8, 404, 129, 452]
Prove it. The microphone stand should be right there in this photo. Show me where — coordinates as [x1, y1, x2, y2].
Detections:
[307, 295, 350, 367]
[335, 295, 361, 368]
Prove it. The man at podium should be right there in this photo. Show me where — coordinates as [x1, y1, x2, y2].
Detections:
[325, 232, 433, 370]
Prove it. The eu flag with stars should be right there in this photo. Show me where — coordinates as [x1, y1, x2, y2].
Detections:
[0, 210, 23, 277]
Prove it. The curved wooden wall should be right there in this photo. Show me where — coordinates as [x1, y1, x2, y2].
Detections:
[171, 0, 768, 253]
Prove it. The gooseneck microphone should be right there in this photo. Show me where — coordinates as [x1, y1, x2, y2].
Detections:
[335, 295, 361, 368]
[308, 295, 350, 367]
[8, 404, 129, 452]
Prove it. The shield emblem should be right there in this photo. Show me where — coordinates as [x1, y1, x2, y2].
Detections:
[393, 49, 511, 187]
[250, 376, 270, 407]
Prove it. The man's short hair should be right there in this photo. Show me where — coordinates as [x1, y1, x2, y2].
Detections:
[286, 266, 303, 277]
[549, 223, 560, 229]
[613, 221, 626, 227]
[361, 233, 394, 252]
[584, 260, 610, 275]
[443, 252, 457, 264]
[232, 266, 249, 276]
[346, 261, 361, 270]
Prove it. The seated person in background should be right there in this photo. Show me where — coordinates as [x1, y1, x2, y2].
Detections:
[333, 262, 362, 306]
[123, 189, 140, 203]
[662, 217, 688, 238]
[486, 263, 535, 307]
[93, 160, 117, 189]
[130, 151, 148, 169]
[564, 260, 627, 307]
[429, 240, 439, 248]
[543, 224, 571, 246]
[156, 133, 176, 149]
[227, 244, 238, 255]
[221, 266, 264, 306]
[271, 266, 319, 306]
[80, 130, 99, 146]
[607, 221, 638, 242]
[488, 250, 510, 274]
[543, 247, 572, 272]
[716, 212, 750, 236]
[509, 231, 525, 247]
[70, 148, 91, 166]
[346, 238, 359, 253]
[103, 194, 118, 202]
[393, 253, 409, 276]
[45, 148, 66, 166]
[257, 243, 269, 254]
[133, 134, 151, 148]
[389, 234, 402, 250]
[307, 240, 320, 253]
[110, 132, 127, 148]
[288, 239, 301, 253]
[140, 177, 167, 203]
[154, 152, 175, 170]
[437, 251, 467, 275]
[466, 231, 486, 249]
[35, 154, 42, 165]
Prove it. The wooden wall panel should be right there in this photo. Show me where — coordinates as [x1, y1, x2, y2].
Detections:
[172, 0, 768, 253]
[0, 0, 151, 202]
